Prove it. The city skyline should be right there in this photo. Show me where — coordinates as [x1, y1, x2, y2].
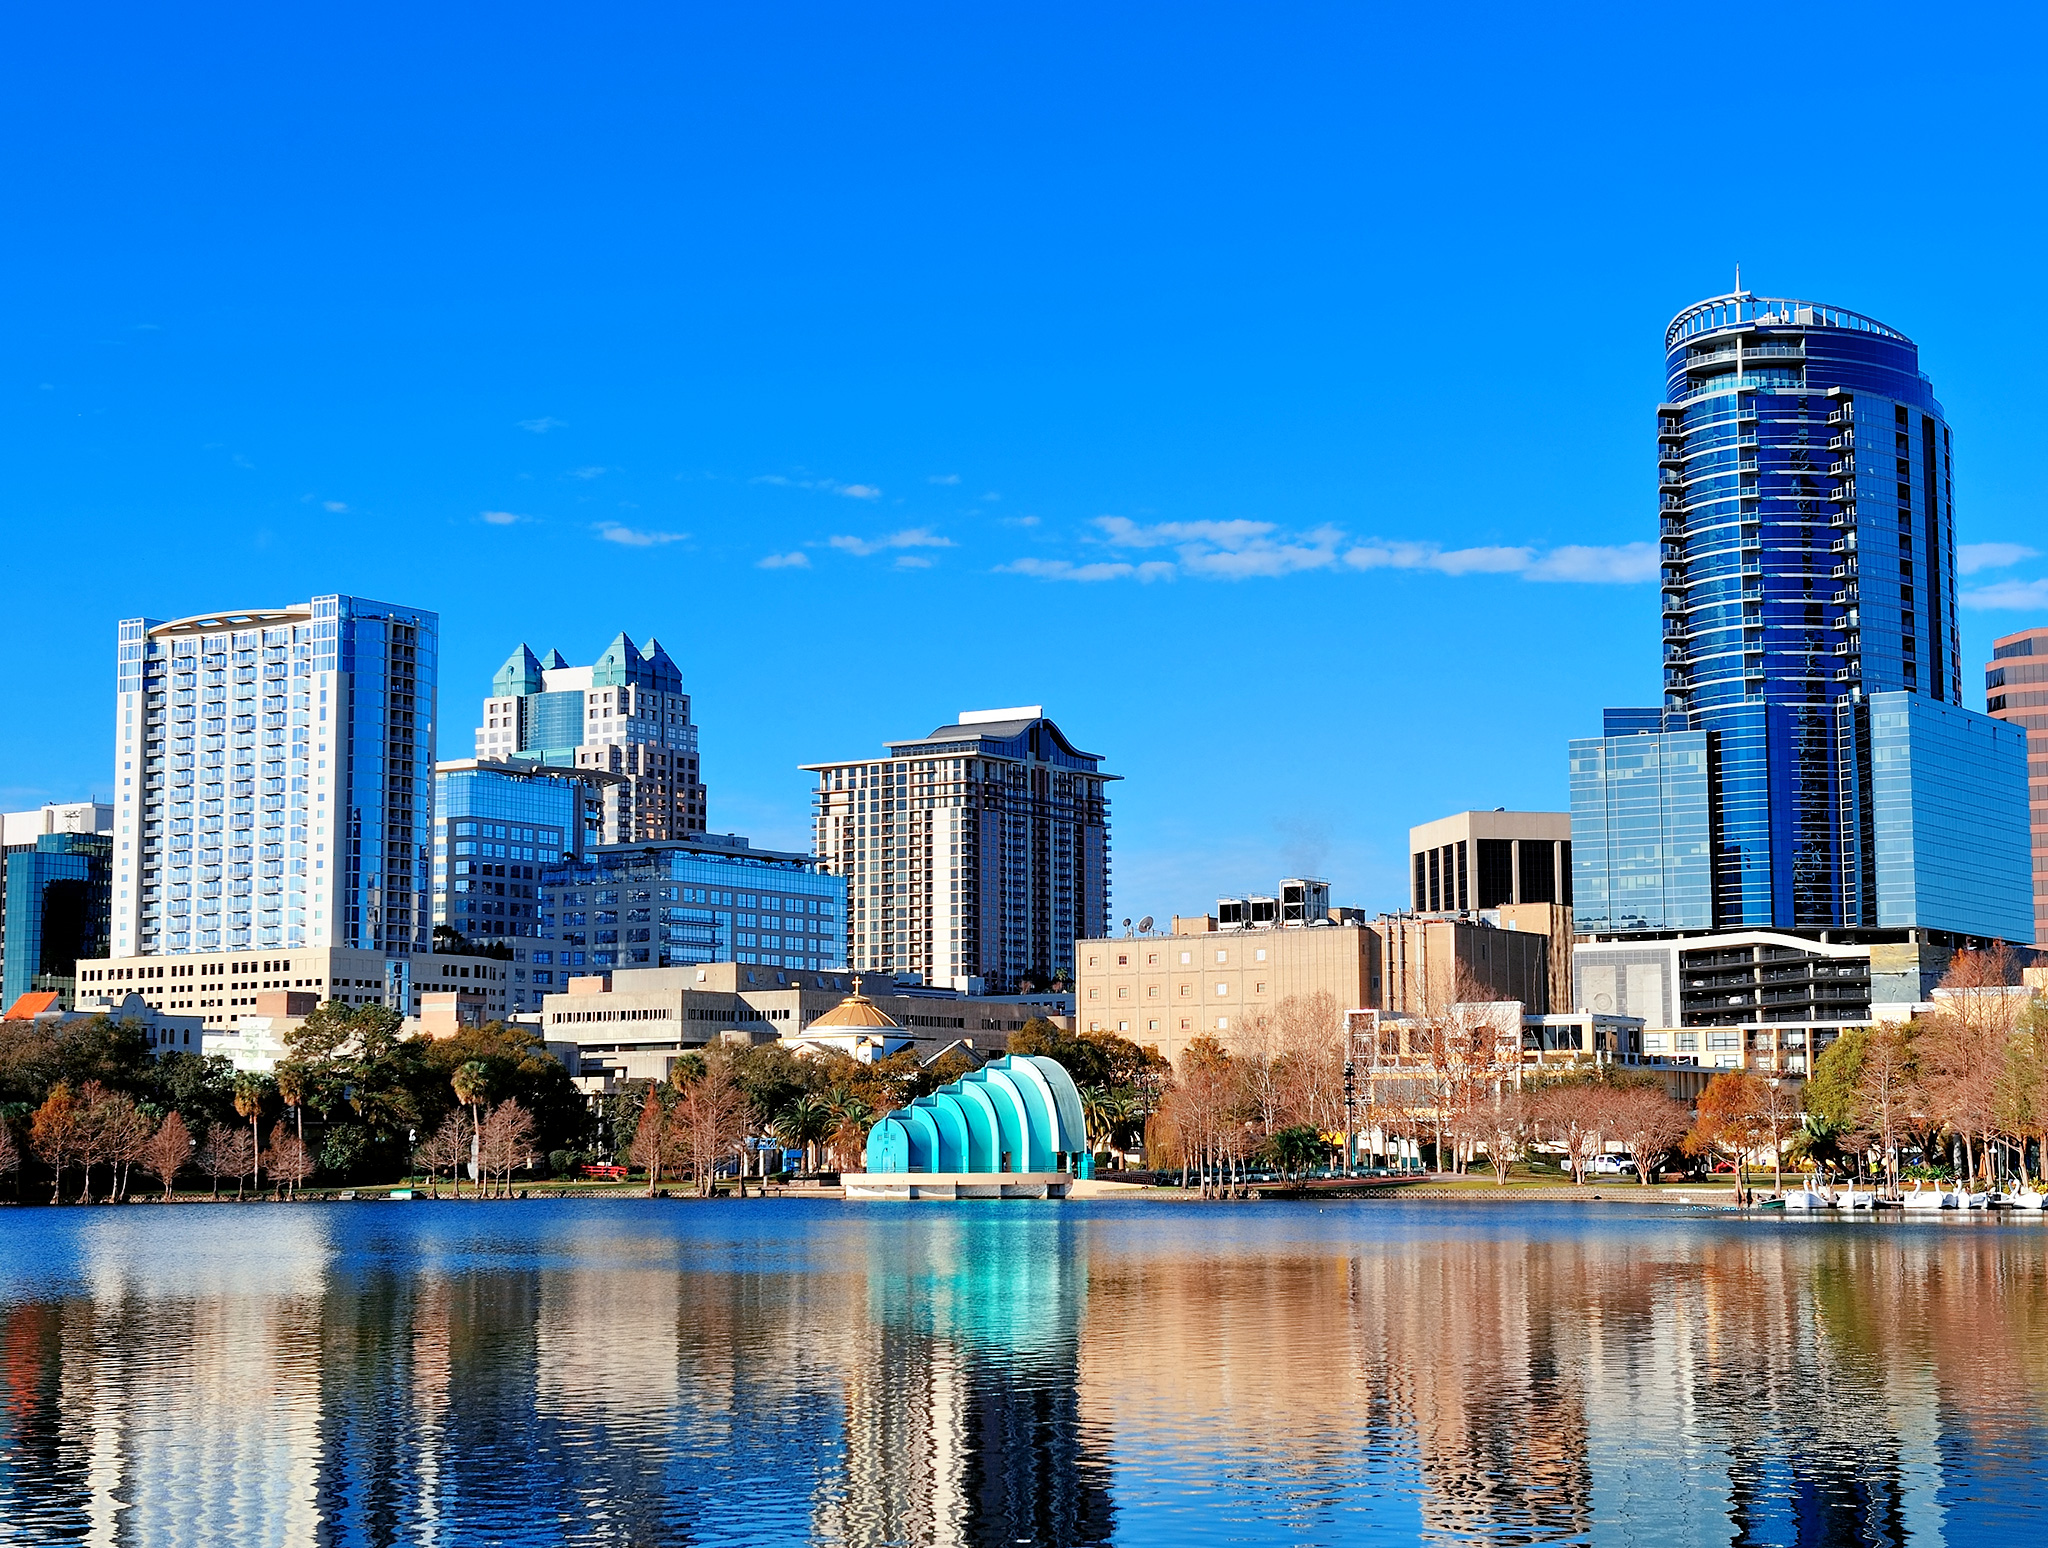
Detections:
[6, 9, 2048, 926]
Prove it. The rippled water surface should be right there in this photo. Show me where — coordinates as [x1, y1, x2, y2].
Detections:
[3, 1199, 2046, 1546]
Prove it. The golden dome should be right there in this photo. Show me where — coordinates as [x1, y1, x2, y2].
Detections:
[803, 975, 903, 1031]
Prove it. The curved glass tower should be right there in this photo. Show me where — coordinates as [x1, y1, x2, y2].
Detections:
[1659, 293, 1957, 926]
[1572, 291, 2033, 944]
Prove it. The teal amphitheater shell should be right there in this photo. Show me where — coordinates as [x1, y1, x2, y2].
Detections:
[862, 1055, 1087, 1174]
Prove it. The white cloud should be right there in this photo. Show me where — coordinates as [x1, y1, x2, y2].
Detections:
[754, 473, 882, 499]
[895, 555, 934, 569]
[827, 527, 955, 558]
[322, 500, 348, 513]
[1343, 539, 1653, 584]
[981, 491, 1001, 502]
[1963, 577, 2048, 610]
[999, 557, 1176, 583]
[519, 416, 567, 433]
[1958, 542, 2040, 575]
[479, 510, 528, 526]
[568, 465, 608, 480]
[1012, 517, 1663, 586]
[1096, 516, 1279, 549]
[596, 523, 686, 547]
[928, 473, 961, 485]
[1524, 543, 1659, 583]
[758, 551, 811, 569]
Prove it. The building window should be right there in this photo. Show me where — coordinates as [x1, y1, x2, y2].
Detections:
[1216, 1016, 1229, 1031]
[1179, 951, 1192, 965]
[1179, 985, 1191, 998]
[1215, 982, 1228, 996]
[1214, 950, 1227, 964]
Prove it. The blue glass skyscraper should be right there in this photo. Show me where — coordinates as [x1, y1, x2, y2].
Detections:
[1573, 290, 2032, 943]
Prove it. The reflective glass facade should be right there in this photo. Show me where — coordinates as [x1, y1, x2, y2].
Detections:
[1835, 691, 2032, 940]
[540, 840, 847, 974]
[1572, 293, 2030, 941]
[1, 834, 112, 1006]
[1569, 731, 1713, 931]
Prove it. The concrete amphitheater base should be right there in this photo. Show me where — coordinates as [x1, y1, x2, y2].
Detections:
[840, 1172, 1073, 1200]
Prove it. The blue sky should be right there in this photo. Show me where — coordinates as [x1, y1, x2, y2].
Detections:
[5, 4, 2045, 922]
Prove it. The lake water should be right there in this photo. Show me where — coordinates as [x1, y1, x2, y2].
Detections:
[1, 1199, 2045, 1547]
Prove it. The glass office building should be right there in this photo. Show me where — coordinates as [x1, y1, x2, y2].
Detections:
[1568, 724, 1713, 932]
[2, 833, 113, 1007]
[431, 760, 603, 1011]
[1573, 291, 2032, 941]
[540, 837, 847, 977]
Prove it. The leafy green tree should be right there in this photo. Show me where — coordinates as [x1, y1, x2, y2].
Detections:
[320, 1123, 373, 1181]
[1265, 1123, 1329, 1179]
[146, 1052, 239, 1134]
[1805, 1027, 1870, 1130]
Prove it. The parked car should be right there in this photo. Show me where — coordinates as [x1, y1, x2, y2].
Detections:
[1588, 1155, 1638, 1177]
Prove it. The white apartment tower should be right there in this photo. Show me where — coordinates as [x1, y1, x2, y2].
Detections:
[113, 597, 438, 959]
[804, 708, 1114, 993]
[475, 634, 705, 843]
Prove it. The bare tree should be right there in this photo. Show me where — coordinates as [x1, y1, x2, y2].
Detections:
[478, 1099, 537, 1197]
[199, 1125, 255, 1201]
[1916, 955, 2021, 1186]
[263, 1133, 315, 1199]
[414, 1110, 469, 1198]
[1482, 1089, 1533, 1186]
[0, 1122, 17, 1200]
[1273, 992, 1345, 1135]
[630, 1085, 677, 1196]
[139, 1112, 194, 1201]
[1533, 1081, 1607, 1186]
[676, 1057, 747, 1198]
[1605, 1085, 1691, 1186]
[92, 1091, 154, 1203]
[1855, 1025, 1913, 1197]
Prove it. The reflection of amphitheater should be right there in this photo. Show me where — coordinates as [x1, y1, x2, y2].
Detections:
[814, 1212, 1114, 1547]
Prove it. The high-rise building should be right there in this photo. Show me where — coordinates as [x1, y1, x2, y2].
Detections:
[1986, 626, 2048, 944]
[0, 802, 112, 1006]
[475, 635, 705, 842]
[804, 708, 1114, 992]
[430, 757, 616, 1013]
[113, 597, 438, 960]
[1408, 811, 1572, 913]
[2, 832, 113, 1008]
[1571, 291, 2033, 945]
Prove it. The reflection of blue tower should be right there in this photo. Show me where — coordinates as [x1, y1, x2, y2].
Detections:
[857, 1056, 1087, 1197]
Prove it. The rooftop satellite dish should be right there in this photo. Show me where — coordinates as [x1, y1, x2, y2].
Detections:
[1138, 915, 1155, 934]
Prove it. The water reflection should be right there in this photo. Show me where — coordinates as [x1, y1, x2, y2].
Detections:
[2, 1203, 2047, 1546]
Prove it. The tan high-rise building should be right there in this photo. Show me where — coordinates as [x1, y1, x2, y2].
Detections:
[1986, 626, 2048, 944]
[1408, 810, 1572, 913]
[804, 708, 1114, 993]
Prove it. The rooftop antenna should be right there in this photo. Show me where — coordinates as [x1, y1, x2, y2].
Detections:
[1734, 261, 1742, 295]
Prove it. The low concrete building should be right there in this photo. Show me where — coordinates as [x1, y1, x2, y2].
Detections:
[1408, 810, 1571, 913]
[4, 987, 205, 1056]
[541, 963, 1072, 1090]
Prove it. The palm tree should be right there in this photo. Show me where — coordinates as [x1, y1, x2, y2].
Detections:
[1078, 1085, 1113, 1162]
[772, 1095, 832, 1175]
[232, 1073, 268, 1196]
[452, 1062, 490, 1193]
[824, 1088, 873, 1172]
[276, 1065, 308, 1147]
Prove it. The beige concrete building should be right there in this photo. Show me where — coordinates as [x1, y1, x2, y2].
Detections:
[1075, 906, 1555, 1065]
[541, 963, 1072, 1088]
[1409, 810, 1572, 913]
[74, 944, 514, 1033]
